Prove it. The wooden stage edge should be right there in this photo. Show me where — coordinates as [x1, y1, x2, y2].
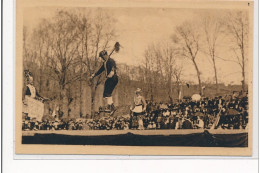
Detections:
[22, 129, 248, 136]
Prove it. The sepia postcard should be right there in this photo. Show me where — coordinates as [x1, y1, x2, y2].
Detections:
[16, 0, 254, 155]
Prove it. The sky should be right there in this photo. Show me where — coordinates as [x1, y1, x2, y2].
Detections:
[23, 7, 250, 85]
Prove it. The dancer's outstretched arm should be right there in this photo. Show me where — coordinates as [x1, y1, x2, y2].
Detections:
[91, 64, 105, 79]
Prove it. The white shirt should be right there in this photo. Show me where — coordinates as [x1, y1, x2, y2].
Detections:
[198, 119, 204, 129]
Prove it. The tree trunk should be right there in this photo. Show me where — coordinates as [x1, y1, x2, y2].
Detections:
[79, 80, 82, 117]
[61, 87, 68, 117]
[150, 82, 153, 102]
[168, 76, 172, 103]
[39, 70, 42, 93]
[176, 81, 180, 99]
[241, 46, 246, 92]
[242, 66, 246, 92]
[241, 25, 246, 92]
[90, 85, 96, 119]
[79, 58, 83, 117]
[193, 59, 202, 95]
[212, 58, 219, 94]
[79, 36, 84, 117]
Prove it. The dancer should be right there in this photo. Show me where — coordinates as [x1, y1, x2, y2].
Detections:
[91, 50, 118, 115]
[130, 88, 147, 130]
[24, 70, 46, 101]
[23, 70, 48, 121]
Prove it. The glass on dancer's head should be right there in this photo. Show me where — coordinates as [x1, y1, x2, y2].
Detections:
[99, 50, 107, 58]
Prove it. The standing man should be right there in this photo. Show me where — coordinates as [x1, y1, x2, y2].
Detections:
[91, 50, 118, 115]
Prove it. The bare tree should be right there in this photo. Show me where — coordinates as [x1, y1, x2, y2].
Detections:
[201, 14, 223, 93]
[143, 44, 165, 101]
[30, 20, 50, 93]
[75, 12, 92, 117]
[37, 11, 81, 117]
[143, 42, 181, 101]
[174, 21, 203, 95]
[143, 48, 155, 101]
[226, 11, 249, 92]
[143, 44, 163, 101]
[23, 26, 30, 64]
[23, 26, 31, 100]
[23, 26, 38, 71]
[160, 42, 178, 102]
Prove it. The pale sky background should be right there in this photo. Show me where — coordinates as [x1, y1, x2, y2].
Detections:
[23, 7, 250, 85]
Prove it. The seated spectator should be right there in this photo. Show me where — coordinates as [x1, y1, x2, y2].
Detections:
[167, 118, 175, 129]
[152, 122, 156, 129]
[124, 122, 129, 130]
[197, 116, 204, 129]
[175, 117, 182, 130]
[182, 117, 193, 129]
[147, 122, 152, 129]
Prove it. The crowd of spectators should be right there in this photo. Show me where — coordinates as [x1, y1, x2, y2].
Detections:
[142, 93, 248, 130]
[22, 115, 131, 131]
[22, 93, 248, 131]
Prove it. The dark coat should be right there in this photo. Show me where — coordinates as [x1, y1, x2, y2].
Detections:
[182, 119, 193, 129]
[94, 58, 117, 77]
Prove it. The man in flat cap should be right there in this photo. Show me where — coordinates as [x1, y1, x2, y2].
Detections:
[91, 50, 118, 115]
